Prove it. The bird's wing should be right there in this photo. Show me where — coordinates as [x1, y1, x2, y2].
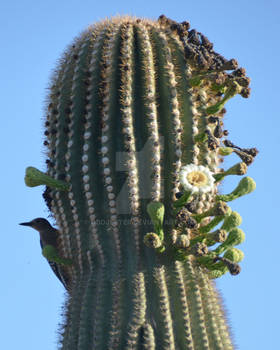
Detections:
[40, 239, 69, 290]
[47, 260, 70, 291]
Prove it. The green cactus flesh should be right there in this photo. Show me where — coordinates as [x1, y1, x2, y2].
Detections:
[31, 15, 257, 349]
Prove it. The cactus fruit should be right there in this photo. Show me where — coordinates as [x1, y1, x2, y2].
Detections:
[25, 15, 257, 349]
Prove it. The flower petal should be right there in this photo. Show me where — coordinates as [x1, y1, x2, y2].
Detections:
[179, 163, 215, 194]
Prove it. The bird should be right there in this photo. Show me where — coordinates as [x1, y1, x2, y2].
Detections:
[19, 218, 71, 291]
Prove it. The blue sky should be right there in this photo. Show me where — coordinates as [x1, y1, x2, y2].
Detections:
[1, 1, 279, 349]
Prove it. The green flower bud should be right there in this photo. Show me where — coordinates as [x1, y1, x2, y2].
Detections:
[221, 211, 242, 232]
[216, 176, 256, 202]
[25, 166, 70, 191]
[147, 201, 165, 240]
[227, 162, 248, 176]
[224, 248, 244, 262]
[218, 147, 233, 156]
[225, 227, 245, 246]
[143, 232, 162, 249]
[214, 162, 247, 182]
[215, 228, 245, 254]
[147, 202, 165, 226]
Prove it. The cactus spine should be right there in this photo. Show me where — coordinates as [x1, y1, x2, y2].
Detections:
[26, 15, 257, 349]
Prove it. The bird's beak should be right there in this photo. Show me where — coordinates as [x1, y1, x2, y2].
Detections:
[19, 221, 33, 227]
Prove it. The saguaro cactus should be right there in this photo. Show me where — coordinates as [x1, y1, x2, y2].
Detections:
[25, 15, 257, 349]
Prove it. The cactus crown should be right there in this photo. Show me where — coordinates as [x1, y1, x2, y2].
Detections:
[24, 15, 257, 349]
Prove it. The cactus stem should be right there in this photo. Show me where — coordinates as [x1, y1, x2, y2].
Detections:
[221, 211, 242, 232]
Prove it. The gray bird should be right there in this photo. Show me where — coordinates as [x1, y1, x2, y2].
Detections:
[20, 218, 70, 290]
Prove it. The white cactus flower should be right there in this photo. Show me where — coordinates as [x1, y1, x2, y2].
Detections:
[179, 164, 215, 193]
